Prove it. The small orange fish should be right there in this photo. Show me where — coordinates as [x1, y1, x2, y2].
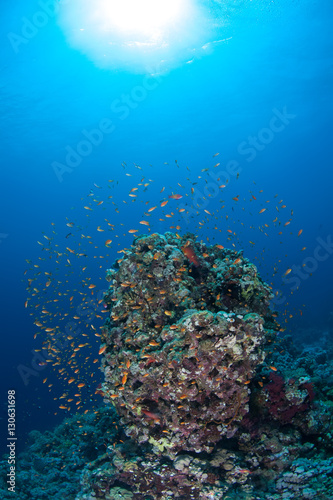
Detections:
[182, 242, 200, 267]
[169, 194, 183, 200]
[284, 268, 292, 276]
[99, 345, 107, 355]
[105, 239, 112, 246]
[259, 208, 266, 214]
[149, 340, 160, 346]
[270, 366, 277, 371]
[160, 200, 168, 207]
[142, 410, 160, 422]
[298, 229, 303, 237]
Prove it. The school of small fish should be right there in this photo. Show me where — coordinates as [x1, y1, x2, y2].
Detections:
[24, 158, 304, 414]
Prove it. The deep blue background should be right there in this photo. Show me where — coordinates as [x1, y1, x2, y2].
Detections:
[0, 0, 332, 454]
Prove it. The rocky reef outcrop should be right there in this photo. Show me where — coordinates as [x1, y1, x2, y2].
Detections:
[71, 233, 330, 499]
[6, 232, 332, 500]
[100, 232, 273, 457]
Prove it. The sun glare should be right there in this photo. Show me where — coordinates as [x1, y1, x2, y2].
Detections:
[104, 0, 183, 38]
[57, 0, 211, 72]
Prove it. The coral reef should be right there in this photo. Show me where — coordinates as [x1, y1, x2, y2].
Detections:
[100, 233, 274, 457]
[251, 334, 333, 441]
[0, 407, 120, 500]
[5, 232, 333, 499]
[76, 438, 261, 500]
[257, 371, 315, 424]
[76, 426, 333, 500]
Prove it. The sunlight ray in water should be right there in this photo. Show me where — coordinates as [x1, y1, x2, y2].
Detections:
[56, 0, 214, 72]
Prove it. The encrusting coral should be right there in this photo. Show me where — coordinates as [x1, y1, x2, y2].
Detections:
[100, 232, 274, 457]
[6, 232, 332, 500]
[73, 233, 331, 499]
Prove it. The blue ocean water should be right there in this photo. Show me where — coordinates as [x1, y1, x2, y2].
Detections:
[0, 0, 333, 495]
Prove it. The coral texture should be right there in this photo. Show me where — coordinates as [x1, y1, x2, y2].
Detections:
[5, 233, 333, 500]
[100, 232, 273, 456]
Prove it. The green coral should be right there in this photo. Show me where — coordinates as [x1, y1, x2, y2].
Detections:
[240, 277, 262, 302]
[106, 487, 133, 499]
[148, 436, 174, 452]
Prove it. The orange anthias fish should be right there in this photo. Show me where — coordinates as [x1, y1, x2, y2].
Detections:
[142, 409, 161, 422]
[169, 194, 183, 200]
[181, 241, 200, 267]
